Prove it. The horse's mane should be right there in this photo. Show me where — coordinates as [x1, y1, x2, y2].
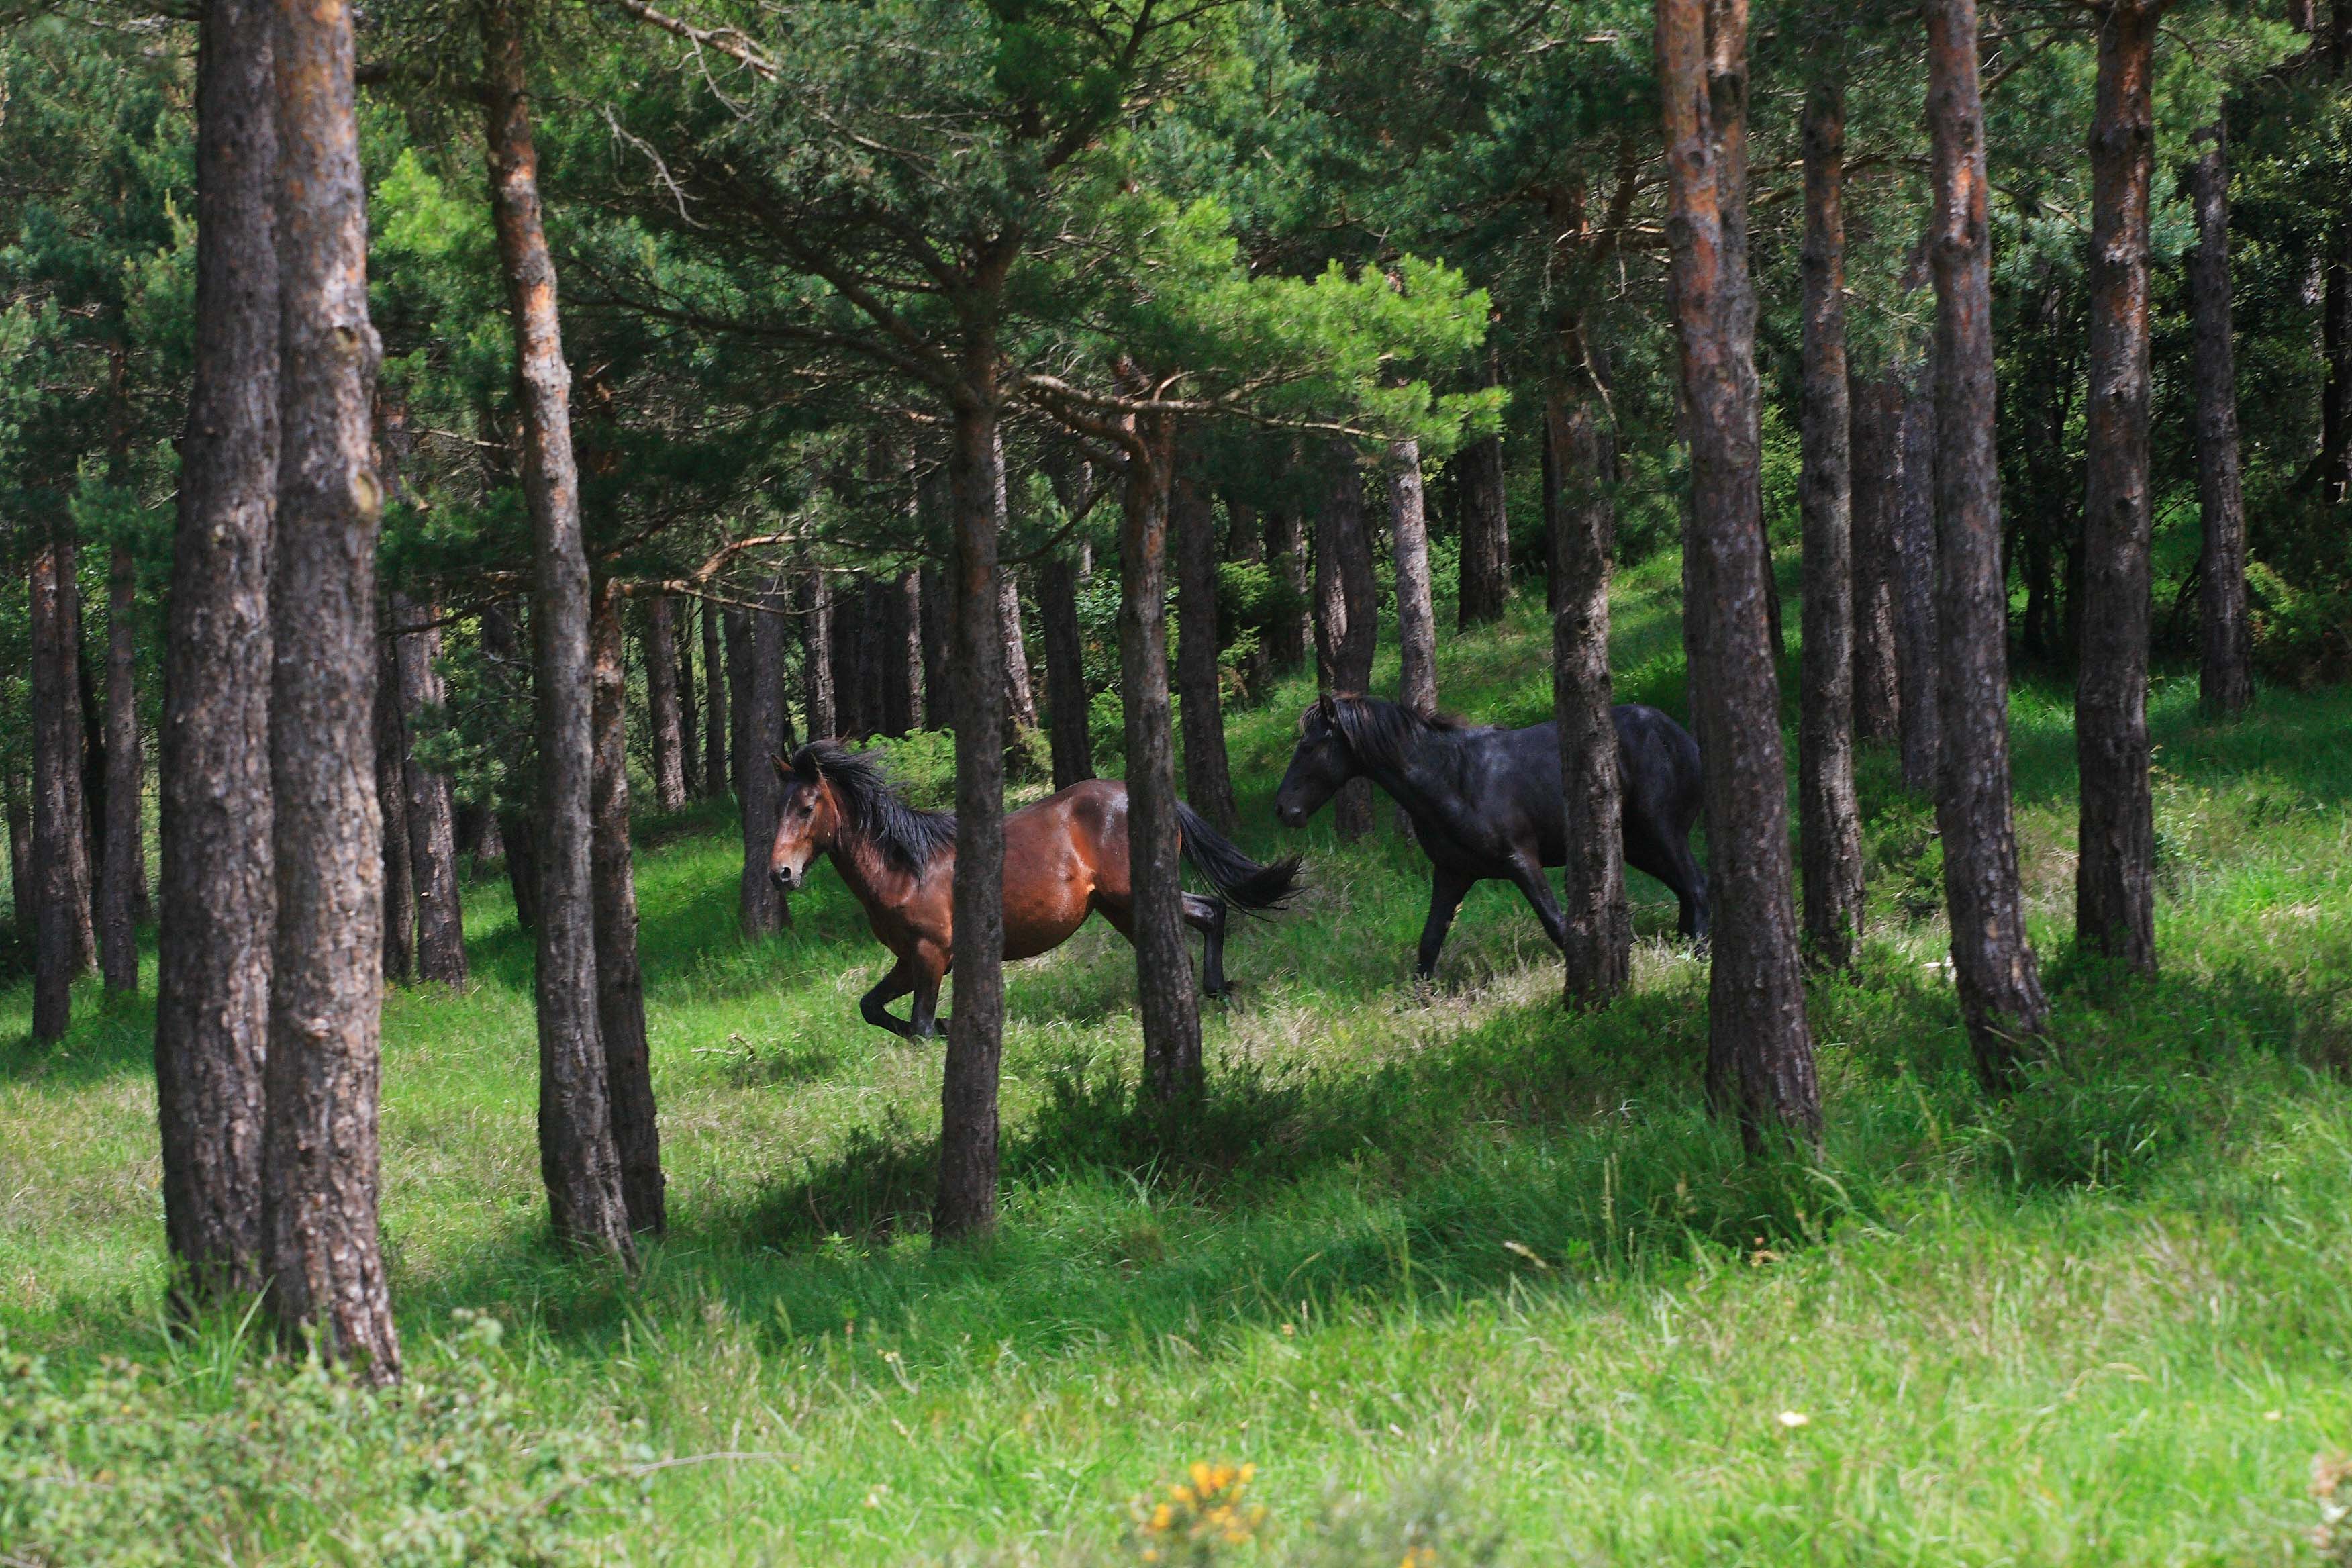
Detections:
[1318, 694, 1477, 779]
[790, 740, 957, 875]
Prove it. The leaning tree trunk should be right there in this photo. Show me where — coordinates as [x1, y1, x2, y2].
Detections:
[1119, 424, 1205, 1104]
[1315, 453, 1379, 839]
[29, 540, 85, 1044]
[801, 569, 835, 740]
[642, 594, 689, 812]
[740, 579, 789, 936]
[591, 584, 665, 1234]
[100, 544, 142, 993]
[1174, 450, 1238, 834]
[1927, 0, 2053, 1081]
[1548, 366, 1632, 1008]
[1798, 75, 1865, 970]
[2075, 0, 2166, 979]
[376, 633, 417, 983]
[1265, 506, 1312, 674]
[1042, 552, 1095, 788]
[391, 592, 467, 986]
[700, 597, 728, 797]
[1849, 370, 1902, 746]
[1389, 438, 1440, 722]
[1657, 0, 1822, 1147]
[1892, 342, 1941, 795]
[262, 0, 400, 1376]
[2186, 118, 2253, 718]
[483, 0, 634, 1263]
[934, 381, 1012, 1242]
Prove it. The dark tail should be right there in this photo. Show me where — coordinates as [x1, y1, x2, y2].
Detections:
[1176, 801, 1302, 915]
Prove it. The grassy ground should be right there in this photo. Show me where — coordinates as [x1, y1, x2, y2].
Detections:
[5, 551, 2351, 1565]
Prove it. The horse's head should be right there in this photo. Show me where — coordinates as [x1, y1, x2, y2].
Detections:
[769, 751, 844, 893]
[1274, 694, 1357, 829]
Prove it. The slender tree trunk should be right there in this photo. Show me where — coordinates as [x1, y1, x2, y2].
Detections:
[887, 571, 922, 734]
[7, 771, 31, 944]
[1118, 422, 1204, 1103]
[675, 598, 700, 795]
[918, 562, 952, 727]
[29, 542, 84, 1043]
[1850, 372, 1902, 746]
[65, 579, 97, 978]
[1657, 0, 1822, 1147]
[828, 584, 863, 738]
[740, 581, 788, 936]
[591, 584, 665, 1234]
[1042, 552, 1094, 789]
[1389, 439, 1440, 720]
[2186, 119, 2253, 718]
[724, 606, 749, 799]
[1892, 344, 1941, 793]
[483, 0, 634, 1262]
[2075, 0, 2167, 979]
[643, 595, 689, 812]
[801, 570, 835, 739]
[390, 592, 467, 986]
[858, 580, 891, 735]
[1315, 453, 1378, 839]
[700, 597, 728, 797]
[934, 381, 1010, 1242]
[1174, 448, 1236, 834]
[262, 0, 400, 1373]
[1222, 496, 1269, 696]
[1798, 75, 1865, 970]
[1927, 0, 2053, 1080]
[376, 634, 416, 982]
[1266, 507, 1311, 674]
[2324, 3, 2352, 505]
[99, 546, 142, 993]
[999, 572, 1038, 735]
[481, 602, 538, 931]
[1455, 397, 1512, 629]
[1548, 367, 1632, 1008]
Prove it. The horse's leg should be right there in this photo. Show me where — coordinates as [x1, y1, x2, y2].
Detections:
[860, 955, 921, 1039]
[1623, 818, 1701, 944]
[1502, 850, 1569, 951]
[907, 944, 950, 1038]
[1183, 893, 1229, 998]
[1417, 866, 1475, 983]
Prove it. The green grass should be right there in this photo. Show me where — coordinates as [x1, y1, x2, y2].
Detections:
[5, 551, 2352, 1565]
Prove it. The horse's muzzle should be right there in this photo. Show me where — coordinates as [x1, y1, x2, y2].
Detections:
[771, 865, 802, 892]
[1274, 801, 1304, 830]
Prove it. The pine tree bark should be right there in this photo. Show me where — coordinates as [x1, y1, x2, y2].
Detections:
[1892, 343, 1941, 794]
[1042, 552, 1095, 789]
[828, 583, 864, 738]
[64, 574, 97, 978]
[801, 570, 835, 739]
[1389, 439, 1440, 720]
[642, 594, 689, 812]
[675, 599, 701, 795]
[1547, 368, 1632, 1008]
[29, 541, 85, 1043]
[2074, 0, 2167, 979]
[1266, 506, 1311, 674]
[2186, 118, 2252, 718]
[99, 545, 142, 993]
[1455, 414, 1512, 629]
[591, 583, 665, 1234]
[391, 592, 466, 986]
[1119, 419, 1204, 1104]
[1849, 371, 1902, 745]
[700, 597, 728, 797]
[724, 606, 748, 799]
[857, 579, 891, 735]
[740, 580, 789, 936]
[262, 0, 400, 1374]
[999, 571, 1038, 736]
[481, 602, 537, 930]
[376, 633, 417, 983]
[918, 563, 952, 726]
[1314, 452, 1378, 839]
[1174, 450, 1237, 834]
[1657, 0, 1822, 1146]
[1927, 0, 2053, 1079]
[1798, 75, 1865, 970]
[886, 571, 923, 735]
[483, 0, 634, 1262]
[7, 770, 32, 944]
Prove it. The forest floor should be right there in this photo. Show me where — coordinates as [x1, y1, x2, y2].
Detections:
[5, 551, 2352, 1566]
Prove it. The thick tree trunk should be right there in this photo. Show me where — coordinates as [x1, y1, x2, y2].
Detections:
[1389, 439, 1440, 720]
[642, 594, 689, 812]
[724, 607, 748, 798]
[483, 0, 634, 1263]
[2074, 0, 2165, 979]
[262, 0, 400, 1375]
[934, 386, 1010, 1242]
[1119, 426, 1204, 1104]
[99, 546, 142, 993]
[1042, 552, 1095, 789]
[1657, 0, 1822, 1147]
[675, 598, 700, 795]
[1892, 344, 1941, 794]
[1314, 454, 1379, 839]
[376, 634, 416, 983]
[740, 581, 789, 936]
[29, 542, 85, 1043]
[1849, 371, 1902, 745]
[391, 592, 466, 986]
[1927, 0, 2053, 1081]
[801, 570, 835, 739]
[1174, 450, 1237, 835]
[1266, 507, 1312, 674]
[700, 597, 728, 797]
[1547, 373, 1632, 1008]
[1455, 417, 1512, 629]
[2186, 119, 2252, 718]
[1798, 77, 1865, 970]
[591, 585, 665, 1234]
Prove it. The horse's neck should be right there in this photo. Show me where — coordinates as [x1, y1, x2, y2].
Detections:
[1356, 727, 1462, 819]
[827, 834, 911, 908]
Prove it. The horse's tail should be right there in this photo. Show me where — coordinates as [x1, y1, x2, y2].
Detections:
[1176, 801, 1302, 915]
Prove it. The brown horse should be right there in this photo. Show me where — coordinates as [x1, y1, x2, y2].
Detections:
[768, 741, 1301, 1038]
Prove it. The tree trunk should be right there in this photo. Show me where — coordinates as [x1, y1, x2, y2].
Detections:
[481, 602, 536, 930]
[859, 579, 891, 735]
[262, 0, 401, 1375]
[1657, 0, 1822, 1147]
[1892, 343, 1941, 794]
[740, 580, 789, 936]
[1547, 369, 1632, 1008]
[391, 592, 467, 987]
[1798, 75, 1865, 971]
[675, 596, 700, 796]
[700, 597, 728, 797]
[1174, 449, 1237, 834]
[999, 572, 1038, 736]
[1849, 371, 1902, 746]
[29, 541, 85, 1043]
[7, 770, 31, 944]
[829, 583, 864, 738]
[591, 584, 665, 1234]
[724, 606, 748, 798]
[1042, 552, 1095, 789]
[1389, 439, 1440, 720]
[1455, 399, 1512, 630]
[99, 545, 142, 993]
[1119, 425, 1204, 1104]
[1314, 452, 1378, 839]
[887, 571, 923, 734]
[483, 0, 634, 1263]
[1265, 506, 1311, 674]
[2186, 119, 2252, 718]
[2074, 0, 2165, 979]
[69, 587, 99, 977]
[919, 563, 952, 727]
[934, 385, 1011, 1242]
[643, 594, 689, 812]
[376, 633, 417, 983]
[801, 570, 836, 739]
[1927, 0, 2053, 1081]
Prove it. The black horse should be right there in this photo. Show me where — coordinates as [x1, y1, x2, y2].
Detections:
[1273, 693, 1709, 980]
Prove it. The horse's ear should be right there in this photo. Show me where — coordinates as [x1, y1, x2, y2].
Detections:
[1314, 692, 1336, 722]
[772, 753, 793, 782]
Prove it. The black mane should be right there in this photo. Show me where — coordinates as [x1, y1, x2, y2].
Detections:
[789, 740, 957, 875]
[1320, 694, 1477, 779]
